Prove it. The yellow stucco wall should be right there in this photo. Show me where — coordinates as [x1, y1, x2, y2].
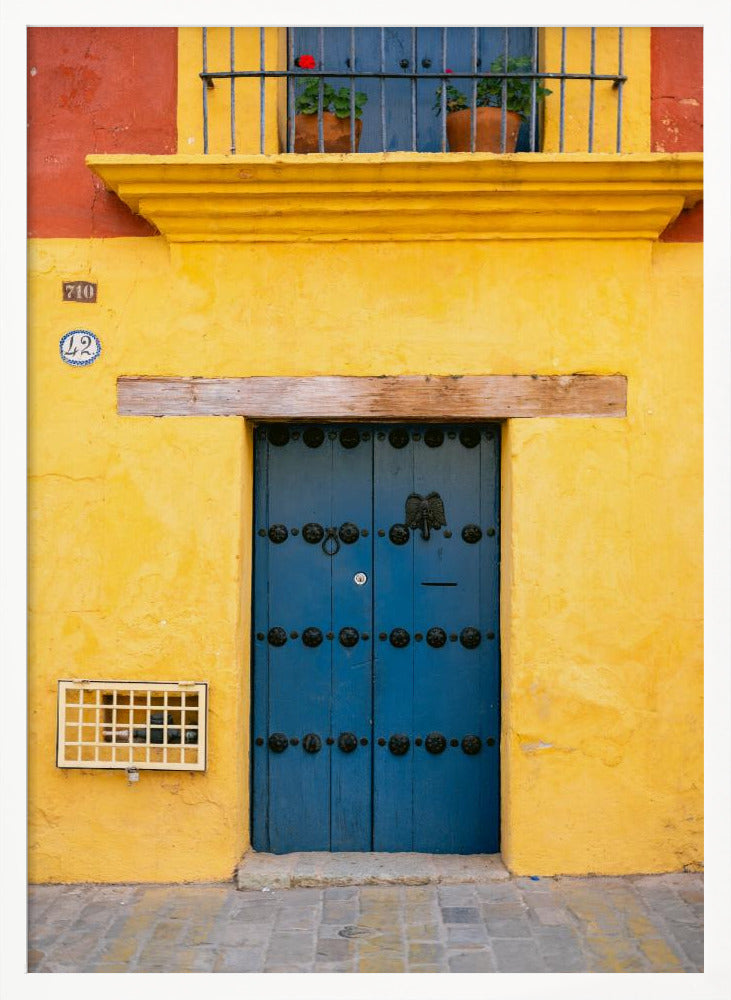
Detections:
[28, 231, 702, 881]
[502, 246, 703, 873]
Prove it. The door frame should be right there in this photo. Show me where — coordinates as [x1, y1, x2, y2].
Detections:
[249, 418, 503, 853]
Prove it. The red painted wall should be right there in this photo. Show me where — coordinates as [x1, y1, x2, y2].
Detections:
[651, 27, 703, 242]
[27, 28, 177, 238]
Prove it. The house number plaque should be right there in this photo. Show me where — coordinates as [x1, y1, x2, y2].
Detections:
[62, 281, 97, 302]
[59, 330, 102, 367]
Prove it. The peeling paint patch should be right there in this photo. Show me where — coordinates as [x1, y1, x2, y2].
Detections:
[521, 740, 554, 753]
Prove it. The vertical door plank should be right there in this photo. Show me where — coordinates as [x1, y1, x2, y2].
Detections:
[479, 426, 501, 852]
[251, 436, 270, 850]
[259, 427, 333, 852]
[373, 427, 416, 851]
[412, 426, 483, 851]
[329, 427, 373, 849]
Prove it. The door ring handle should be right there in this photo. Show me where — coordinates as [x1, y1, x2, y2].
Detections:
[322, 527, 341, 556]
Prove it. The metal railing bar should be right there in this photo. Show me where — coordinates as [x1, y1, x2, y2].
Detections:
[559, 27, 566, 152]
[201, 69, 626, 82]
[228, 28, 236, 153]
[202, 27, 209, 153]
[288, 29, 294, 151]
[230, 28, 236, 154]
[318, 28, 324, 152]
[501, 27, 508, 152]
[616, 27, 624, 152]
[380, 28, 386, 149]
[530, 27, 538, 151]
[350, 27, 355, 152]
[411, 28, 417, 151]
[441, 27, 447, 153]
[588, 27, 596, 153]
[471, 28, 477, 154]
[259, 28, 265, 154]
[317, 28, 325, 153]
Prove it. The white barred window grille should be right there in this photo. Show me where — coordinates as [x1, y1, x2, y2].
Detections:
[57, 680, 208, 771]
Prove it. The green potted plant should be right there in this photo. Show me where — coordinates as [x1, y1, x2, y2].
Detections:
[293, 53, 368, 152]
[435, 54, 551, 152]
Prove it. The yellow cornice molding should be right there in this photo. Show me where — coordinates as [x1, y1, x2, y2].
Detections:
[87, 152, 703, 243]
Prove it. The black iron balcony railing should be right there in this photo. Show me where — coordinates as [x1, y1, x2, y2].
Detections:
[199, 27, 627, 156]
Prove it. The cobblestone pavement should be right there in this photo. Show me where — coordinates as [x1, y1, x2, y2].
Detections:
[28, 872, 703, 973]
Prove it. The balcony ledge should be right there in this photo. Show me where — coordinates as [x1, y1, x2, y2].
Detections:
[87, 152, 703, 243]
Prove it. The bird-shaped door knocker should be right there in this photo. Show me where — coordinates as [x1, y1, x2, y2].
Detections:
[405, 492, 447, 541]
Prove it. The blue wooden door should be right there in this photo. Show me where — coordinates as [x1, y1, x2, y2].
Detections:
[252, 423, 500, 853]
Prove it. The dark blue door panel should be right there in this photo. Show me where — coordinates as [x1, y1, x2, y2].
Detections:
[252, 428, 335, 852]
[252, 423, 500, 853]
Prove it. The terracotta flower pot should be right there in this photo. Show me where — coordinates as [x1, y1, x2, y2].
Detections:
[294, 112, 363, 153]
[446, 107, 522, 153]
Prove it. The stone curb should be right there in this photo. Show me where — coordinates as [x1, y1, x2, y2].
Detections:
[236, 852, 510, 890]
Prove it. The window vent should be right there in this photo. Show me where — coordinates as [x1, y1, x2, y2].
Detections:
[57, 681, 208, 771]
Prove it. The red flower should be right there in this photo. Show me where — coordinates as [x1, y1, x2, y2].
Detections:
[446, 68, 453, 73]
[298, 54, 316, 70]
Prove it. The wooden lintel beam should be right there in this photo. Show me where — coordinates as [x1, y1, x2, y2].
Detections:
[117, 375, 627, 420]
